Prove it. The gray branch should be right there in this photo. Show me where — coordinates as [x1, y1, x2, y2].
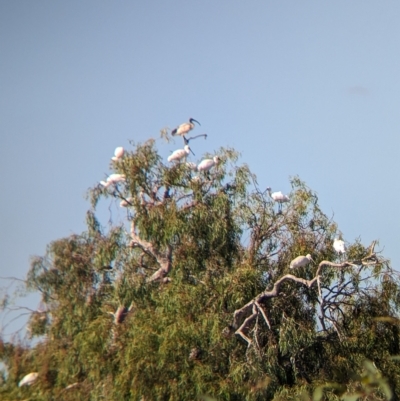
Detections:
[129, 220, 172, 282]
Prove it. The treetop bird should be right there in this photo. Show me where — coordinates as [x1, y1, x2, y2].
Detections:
[171, 118, 200, 137]
[197, 156, 220, 172]
[18, 372, 39, 387]
[290, 254, 314, 269]
[266, 187, 290, 204]
[333, 237, 346, 254]
[100, 173, 126, 188]
[111, 147, 124, 161]
[266, 187, 290, 213]
[167, 145, 193, 162]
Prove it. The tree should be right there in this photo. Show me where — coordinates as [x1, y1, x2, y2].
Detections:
[1, 135, 400, 401]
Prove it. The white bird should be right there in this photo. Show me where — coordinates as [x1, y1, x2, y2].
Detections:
[333, 238, 346, 254]
[167, 145, 193, 162]
[266, 187, 290, 212]
[111, 147, 124, 161]
[197, 156, 220, 172]
[171, 118, 200, 137]
[290, 254, 314, 269]
[100, 173, 126, 188]
[18, 372, 39, 387]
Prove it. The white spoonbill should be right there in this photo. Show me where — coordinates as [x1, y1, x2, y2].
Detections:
[19, 372, 39, 387]
[290, 254, 314, 269]
[111, 147, 124, 161]
[171, 118, 200, 137]
[167, 145, 193, 162]
[197, 156, 220, 172]
[266, 187, 290, 212]
[100, 173, 126, 188]
[333, 238, 346, 254]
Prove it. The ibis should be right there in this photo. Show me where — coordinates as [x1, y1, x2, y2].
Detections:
[111, 147, 124, 161]
[290, 254, 314, 269]
[167, 145, 193, 162]
[18, 372, 39, 387]
[100, 173, 126, 188]
[171, 118, 200, 138]
[197, 156, 220, 172]
[266, 187, 290, 212]
[333, 237, 346, 254]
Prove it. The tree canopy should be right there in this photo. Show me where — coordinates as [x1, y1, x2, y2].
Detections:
[1, 135, 400, 401]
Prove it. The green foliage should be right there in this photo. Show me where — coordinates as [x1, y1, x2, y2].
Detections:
[1, 136, 400, 400]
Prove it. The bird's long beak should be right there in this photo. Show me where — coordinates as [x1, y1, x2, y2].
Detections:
[310, 258, 315, 264]
[191, 118, 201, 126]
[189, 147, 195, 156]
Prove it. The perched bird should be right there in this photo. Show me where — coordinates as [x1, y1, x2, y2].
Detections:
[197, 156, 220, 172]
[100, 174, 126, 188]
[290, 254, 314, 269]
[333, 237, 346, 254]
[266, 187, 290, 212]
[167, 145, 193, 162]
[111, 147, 124, 161]
[18, 372, 39, 387]
[171, 118, 200, 137]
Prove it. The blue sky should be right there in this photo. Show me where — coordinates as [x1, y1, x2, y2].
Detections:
[1, 2, 399, 334]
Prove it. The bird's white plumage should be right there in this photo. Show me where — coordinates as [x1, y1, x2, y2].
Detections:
[333, 238, 345, 254]
[18, 372, 39, 387]
[111, 147, 124, 161]
[197, 156, 220, 172]
[267, 187, 289, 203]
[100, 174, 126, 188]
[171, 118, 200, 137]
[167, 145, 191, 162]
[290, 254, 313, 269]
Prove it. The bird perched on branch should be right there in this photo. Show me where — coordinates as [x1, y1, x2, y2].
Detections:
[171, 118, 201, 138]
[100, 173, 126, 188]
[266, 187, 290, 213]
[333, 237, 346, 254]
[18, 372, 39, 387]
[197, 156, 220, 173]
[290, 254, 314, 269]
[111, 146, 124, 161]
[167, 145, 194, 162]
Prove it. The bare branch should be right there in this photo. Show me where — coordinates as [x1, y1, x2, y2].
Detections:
[129, 220, 173, 282]
[232, 258, 377, 347]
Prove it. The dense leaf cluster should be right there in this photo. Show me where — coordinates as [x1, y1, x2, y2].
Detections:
[1, 139, 399, 400]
